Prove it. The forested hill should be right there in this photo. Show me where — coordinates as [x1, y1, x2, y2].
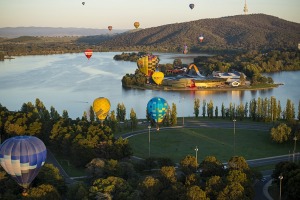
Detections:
[98, 14, 300, 52]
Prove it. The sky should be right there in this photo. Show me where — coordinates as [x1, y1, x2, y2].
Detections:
[0, 0, 299, 29]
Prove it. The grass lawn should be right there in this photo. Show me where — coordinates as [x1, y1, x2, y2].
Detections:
[128, 127, 295, 163]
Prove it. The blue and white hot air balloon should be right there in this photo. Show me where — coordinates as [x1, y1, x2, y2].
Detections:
[0, 136, 47, 195]
[147, 97, 169, 130]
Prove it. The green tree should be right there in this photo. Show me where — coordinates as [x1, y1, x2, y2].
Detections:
[221, 103, 225, 119]
[130, 108, 138, 130]
[116, 103, 126, 122]
[215, 106, 219, 118]
[66, 182, 89, 200]
[89, 106, 95, 122]
[228, 156, 249, 171]
[202, 100, 206, 117]
[180, 155, 197, 175]
[270, 123, 291, 143]
[194, 98, 200, 118]
[217, 182, 246, 200]
[26, 184, 62, 200]
[138, 176, 162, 200]
[286, 99, 295, 122]
[206, 176, 225, 200]
[170, 103, 177, 126]
[199, 156, 224, 178]
[186, 185, 209, 200]
[89, 176, 133, 200]
[207, 100, 214, 118]
[62, 110, 69, 119]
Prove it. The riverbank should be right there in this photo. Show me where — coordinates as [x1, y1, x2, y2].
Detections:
[123, 83, 283, 91]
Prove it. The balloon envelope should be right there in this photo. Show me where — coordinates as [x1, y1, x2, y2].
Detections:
[152, 71, 164, 85]
[84, 49, 93, 59]
[183, 44, 188, 54]
[189, 4, 194, 9]
[108, 26, 112, 31]
[134, 22, 140, 29]
[0, 136, 47, 189]
[137, 55, 159, 76]
[147, 97, 168, 123]
[199, 35, 204, 42]
[82, 2, 85, 5]
[93, 97, 111, 121]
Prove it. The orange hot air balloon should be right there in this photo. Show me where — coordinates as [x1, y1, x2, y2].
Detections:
[152, 71, 164, 85]
[134, 22, 140, 29]
[108, 26, 112, 31]
[84, 49, 93, 60]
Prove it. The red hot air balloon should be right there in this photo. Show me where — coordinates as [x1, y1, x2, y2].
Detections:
[84, 49, 93, 60]
[199, 35, 204, 42]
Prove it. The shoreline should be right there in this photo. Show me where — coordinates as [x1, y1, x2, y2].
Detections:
[123, 84, 282, 91]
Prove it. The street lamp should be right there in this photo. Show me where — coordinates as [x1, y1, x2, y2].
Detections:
[148, 125, 151, 157]
[233, 119, 236, 156]
[195, 146, 198, 171]
[293, 136, 297, 162]
[279, 174, 283, 200]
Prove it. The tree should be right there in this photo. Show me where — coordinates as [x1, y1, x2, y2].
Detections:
[66, 182, 89, 200]
[228, 156, 249, 171]
[170, 103, 177, 126]
[286, 99, 295, 122]
[221, 103, 225, 119]
[159, 166, 177, 186]
[138, 176, 162, 200]
[202, 100, 206, 117]
[217, 182, 246, 200]
[194, 98, 200, 118]
[226, 170, 247, 184]
[62, 110, 69, 119]
[207, 100, 214, 118]
[298, 100, 300, 120]
[270, 123, 291, 143]
[180, 155, 197, 175]
[89, 106, 95, 122]
[116, 103, 126, 122]
[186, 185, 209, 200]
[206, 176, 225, 200]
[89, 176, 133, 200]
[26, 184, 62, 200]
[199, 156, 224, 177]
[130, 108, 138, 130]
[215, 106, 219, 118]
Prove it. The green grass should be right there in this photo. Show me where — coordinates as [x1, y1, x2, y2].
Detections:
[55, 157, 86, 177]
[128, 127, 295, 163]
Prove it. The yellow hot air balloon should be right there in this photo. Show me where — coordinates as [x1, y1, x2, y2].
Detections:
[93, 97, 111, 123]
[152, 71, 164, 85]
[137, 55, 159, 76]
[134, 22, 140, 29]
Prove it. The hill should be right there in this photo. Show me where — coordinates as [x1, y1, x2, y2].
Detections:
[98, 14, 300, 52]
[0, 27, 128, 38]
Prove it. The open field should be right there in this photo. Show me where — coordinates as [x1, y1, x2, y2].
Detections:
[128, 127, 296, 163]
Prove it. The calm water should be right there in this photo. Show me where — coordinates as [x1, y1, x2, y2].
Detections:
[0, 52, 299, 119]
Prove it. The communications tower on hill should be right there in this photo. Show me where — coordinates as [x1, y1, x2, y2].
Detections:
[243, 0, 248, 15]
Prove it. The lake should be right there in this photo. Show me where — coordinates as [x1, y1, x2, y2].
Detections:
[0, 52, 299, 119]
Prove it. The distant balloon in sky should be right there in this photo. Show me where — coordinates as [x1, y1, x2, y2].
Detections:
[147, 97, 168, 130]
[134, 22, 140, 29]
[199, 34, 204, 42]
[84, 49, 93, 60]
[189, 4, 195, 10]
[108, 26, 112, 31]
[93, 97, 111, 124]
[152, 71, 164, 85]
[0, 136, 47, 196]
[183, 44, 188, 54]
[82, 2, 85, 5]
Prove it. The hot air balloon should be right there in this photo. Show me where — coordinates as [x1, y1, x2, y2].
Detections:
[108, 26, 112, 31]
[82, 2, 85, 5]
[134, 22, 140, 29]
[199, 35, 204, 42]
[84, 49, 93, 60]
[93, 97, 111, 124]
[0, 136, 47, 196]
[152, 71, 164, 85]
[183, 44, 188, 54]
[147, 97, 168, 130]
[189, 4, 194, 9]
[137, 54, 159, 77]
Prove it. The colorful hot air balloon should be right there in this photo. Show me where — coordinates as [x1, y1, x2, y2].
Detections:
[108, 26, 112, 31]
[199, 35, 204, 42]
[189, 4, 195, 9]
[147, 97, 168, 130]
[84, 49, 93, 60]
[134, 22, 140, 29]
[137, 54, 159, 76]
[0, 136, 47, 196]
[183, 44, 188, 54]
[82, 2, 85, 5]
[152, 71, 164, 85]
[93, 97, 111, 124]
